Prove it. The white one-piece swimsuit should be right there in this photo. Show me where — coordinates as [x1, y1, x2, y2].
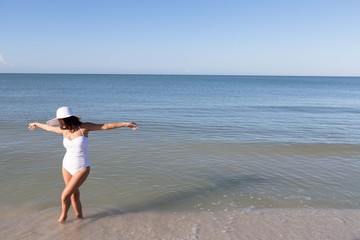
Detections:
[62, 127, 90, 175]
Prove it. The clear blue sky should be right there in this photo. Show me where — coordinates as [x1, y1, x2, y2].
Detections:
[1, 0, 359, 76]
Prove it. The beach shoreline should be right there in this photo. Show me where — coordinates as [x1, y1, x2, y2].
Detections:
[2, 207, 360, 240]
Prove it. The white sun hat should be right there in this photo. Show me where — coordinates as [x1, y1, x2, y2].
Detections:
[46, 106, 80, 126]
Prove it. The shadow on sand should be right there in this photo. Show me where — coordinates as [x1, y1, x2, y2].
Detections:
[85, 174, 270, 221]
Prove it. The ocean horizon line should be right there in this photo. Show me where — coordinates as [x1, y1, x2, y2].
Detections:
[0, 72, 359, 78]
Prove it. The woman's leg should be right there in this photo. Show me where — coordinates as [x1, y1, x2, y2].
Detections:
[61, 169, 84, 218]
[71, 189, 83, 218]
[59, 167, 90, 223]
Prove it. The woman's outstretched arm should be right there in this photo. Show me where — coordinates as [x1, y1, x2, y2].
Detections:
[28, 122, 64, 134]
[83, 122, 138, 131]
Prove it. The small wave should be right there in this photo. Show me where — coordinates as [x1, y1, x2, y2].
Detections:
[187, 142, 360, 157]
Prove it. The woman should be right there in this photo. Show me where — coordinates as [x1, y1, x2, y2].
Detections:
[28, 106, 137, 223]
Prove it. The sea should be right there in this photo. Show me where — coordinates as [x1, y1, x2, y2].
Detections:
[1, 74, 360, 239]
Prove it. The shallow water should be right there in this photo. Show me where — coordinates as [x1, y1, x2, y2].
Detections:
[3, 208, 360, 240]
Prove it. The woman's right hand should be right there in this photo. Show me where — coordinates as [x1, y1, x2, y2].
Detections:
[28, 122, 37, 131]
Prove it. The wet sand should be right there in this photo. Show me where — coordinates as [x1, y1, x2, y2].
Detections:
[2, 208, 360, 240]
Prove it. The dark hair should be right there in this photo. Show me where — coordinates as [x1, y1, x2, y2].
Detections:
[60, 116, 82, 132]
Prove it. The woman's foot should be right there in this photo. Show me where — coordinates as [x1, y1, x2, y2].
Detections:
[58, 214, 67, 223]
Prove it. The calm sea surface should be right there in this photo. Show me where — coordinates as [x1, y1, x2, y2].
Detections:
[1, 74, 360, 216]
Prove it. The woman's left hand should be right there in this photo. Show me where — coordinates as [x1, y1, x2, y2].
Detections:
[127, 122, 138, 130]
